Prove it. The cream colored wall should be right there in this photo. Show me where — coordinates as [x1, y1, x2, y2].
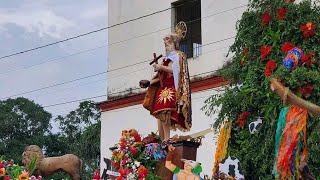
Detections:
[107, 0, 247, 94]
[100, 88, 222, 176]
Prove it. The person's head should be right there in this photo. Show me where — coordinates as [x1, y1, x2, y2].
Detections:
[163, 33, 180, 55]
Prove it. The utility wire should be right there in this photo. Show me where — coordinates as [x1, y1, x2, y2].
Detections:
[27, 45, 230, 100]
[0, 0, 200, 61]
[43, 69, 219, 108]
[2, 37, 233, 100]
[0, 3, 247, 75]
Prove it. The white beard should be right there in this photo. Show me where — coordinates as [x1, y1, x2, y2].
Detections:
[165, 44, 175, 56]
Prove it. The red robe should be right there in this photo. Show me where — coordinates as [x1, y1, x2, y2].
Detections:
[152, 59, 186, 130]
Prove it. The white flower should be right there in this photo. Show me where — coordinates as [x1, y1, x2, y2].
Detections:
[127, 173, 136, 180]
[134, 161, 141, 167]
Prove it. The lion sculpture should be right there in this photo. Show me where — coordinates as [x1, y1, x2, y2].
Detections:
[22, 145, 82, 180]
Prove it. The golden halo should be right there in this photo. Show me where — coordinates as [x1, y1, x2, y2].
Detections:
[175, 21, 187, 39]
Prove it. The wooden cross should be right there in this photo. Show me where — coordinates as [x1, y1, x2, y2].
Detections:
[150, 53, 163, 87]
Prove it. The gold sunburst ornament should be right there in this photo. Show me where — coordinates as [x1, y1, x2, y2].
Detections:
[158, 87, 175, 104]
[175, 21, 187, 39]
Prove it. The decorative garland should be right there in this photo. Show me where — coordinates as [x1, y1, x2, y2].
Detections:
[212, 121, 232, 175]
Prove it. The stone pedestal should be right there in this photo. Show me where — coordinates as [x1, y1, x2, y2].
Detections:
[156, 141, 200, 180]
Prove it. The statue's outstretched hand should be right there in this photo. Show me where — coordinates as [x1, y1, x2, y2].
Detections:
[168, 145, 175, 152]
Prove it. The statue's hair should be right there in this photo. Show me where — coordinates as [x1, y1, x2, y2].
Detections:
[165, 33, 181, 50]
[22, 145, 45, 170]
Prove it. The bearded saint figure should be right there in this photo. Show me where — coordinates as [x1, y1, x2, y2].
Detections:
[140, 27, 192, 145]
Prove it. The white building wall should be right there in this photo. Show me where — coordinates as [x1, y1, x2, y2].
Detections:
[101, 88, 221, 176]
[107, 0, 248, 94]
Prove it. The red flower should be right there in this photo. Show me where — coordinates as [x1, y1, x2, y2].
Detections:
[133, 132, 141, 142]
[111, 162, 120, 168]
[300, 22, 315, 38]
[243, 47, 250, 53]
[276, 7, 287, 20]
[264, 69, 272, 76]
[4, 176, 11, 180]
[260, 46, 272, 60]
[0, 163, 3, 168]
[138, 165, 149, 179]
[238, 112, 251, 127]
[264, 60, 277, 76]
[262, 12, 271, 23]
[119, 167, 131, 177]
[241, 58, 246, 65]
[281, 42, 293, 54]
[112, 151, 119, 156]
[92, 169, 100, 180]
[238, 120, 246, 127]
[266, 60, 277, 70]
[130, 147, 137, 157]
[299, 84, 313, 98]
[121, 157, 129, 165]
[301, 52, 314, 67]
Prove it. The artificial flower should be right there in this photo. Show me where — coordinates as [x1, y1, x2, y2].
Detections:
[300, 22, 315, 38]
[92, 169, 100, 180]
[18, 173, 29, 180]
[276, 7, 287, 20]
[112, 161, 120, 168]
[301, 52, 314, 67]
[260, 46, 272, 60]
[121, 157, 129, 165]
[30, 175, 42, 180]
[130, 147, 137, 157]
[133, 133, 141, 142]
[138, 165, 149, 179]
[299, 84, 313, 98]
[0, 168, 5, 176]
[238, 112, 251, 127]
[266, 60, 277, 70]
[281, 42, 293, 54]
[262, 12, 271, 23]
[113, 151, 119, 156]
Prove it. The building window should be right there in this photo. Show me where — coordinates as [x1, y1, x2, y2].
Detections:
[172, 0, 202, 59]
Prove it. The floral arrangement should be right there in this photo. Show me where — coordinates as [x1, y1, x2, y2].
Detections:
[0, 157, 41, 180]
[91, 168, 100, 180]
[110, 131, 161, 180]
[202, 0, 320, 178]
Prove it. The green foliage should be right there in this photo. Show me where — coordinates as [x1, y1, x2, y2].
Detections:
[50, 100, 101, 180]
[5, 165, 24, 179]
[28, 156, 37, 175]
[203, 0, 320, 179]
[0, 97, 52, 163]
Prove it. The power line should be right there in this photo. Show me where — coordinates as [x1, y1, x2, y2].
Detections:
[26, 45, 230, 100]
[42, 70, 219, 108]
[0, 3, 246, 76]
[1, 36, 233, 100]
[0, 0, 200, 61]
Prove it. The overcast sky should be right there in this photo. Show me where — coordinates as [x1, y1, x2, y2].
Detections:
[0, 1, 107, 127]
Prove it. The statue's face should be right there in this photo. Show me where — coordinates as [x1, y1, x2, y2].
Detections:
[163, 35, 175, 55]
[184, 163, 193, 171]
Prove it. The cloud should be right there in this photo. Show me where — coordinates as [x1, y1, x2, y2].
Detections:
[81, 7, 107, 20]
[0, 8, 74, 39]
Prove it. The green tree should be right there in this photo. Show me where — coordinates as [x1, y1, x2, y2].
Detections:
[203, 0, 319, 179]
[51, 101, 101, 180]
[0, 97, 51, 163]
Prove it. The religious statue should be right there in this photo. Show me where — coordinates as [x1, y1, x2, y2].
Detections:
[22, 145, 82, 180]
[140, 22, 192, 146]
[165, 145, 202, 180]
